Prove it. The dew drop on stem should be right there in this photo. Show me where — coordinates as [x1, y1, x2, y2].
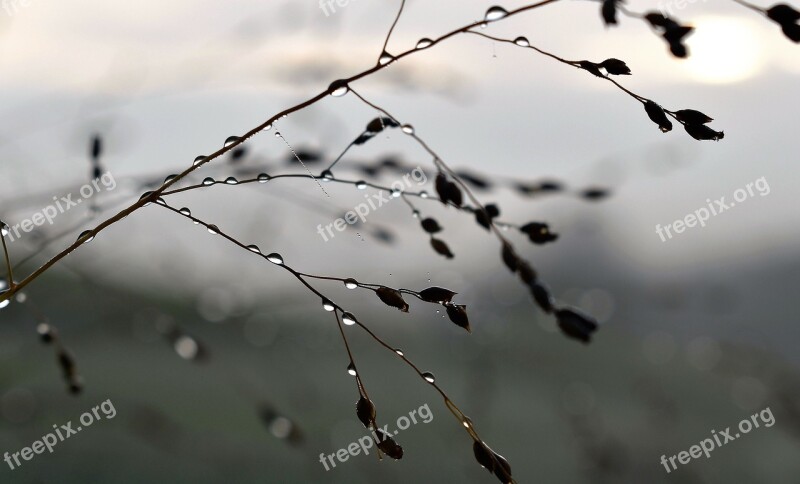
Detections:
[422, 372, 436, 383]
[347, 362, 357, 376]
[202, 177, 215, 186]
[356, 181, 367, 190]
[416, 38, 433, 49]
[224, 136, 241, 148]
[343, 278, 358, 289]
[322, 299, 335, 312]
[266, 253, 284, 265]
[257, 173, 271, 183]
[514, 36, 530, 47]
[342, 312, 356, 326]
[485, 6, 508, 21]
[179, 207, 191, 217]
[401, 124, 415, 135]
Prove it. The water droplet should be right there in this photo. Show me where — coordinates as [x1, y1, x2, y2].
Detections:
[78, 230, 94, 243]
[174, 335, 198, 360]
[514, 36, 530, 47]
[394, 348, 404, 356]
[356, 181, 367, 190]
[479, 21, 488, 29]
[225, 177, 238, 185]
[207, 225, 220, 235]
[329, 79, 349, 97]
[224, 136, 241, 147]
[391, 188, 401, 198]
[412, 210, 420, 218]
[347, 362, 357, 376]
[416, 38, 433, 49]
[321, 170, 334, 181]
[164, 174, 178, 183]
[422, 372, 436, 383]
[379, 51, 395, 65]
[420, 191, 429, 199]
[193, 155, 207, 166]
[343, 278, 358, 289]
[202, 177, 215, 186]
[401, 124, 415, 135]
[266, 253, 284, 265]
[485, 6, 508, 21]
[0, 223, 9, 237]
[179, 207, 192, 216]
[139, 191, 154, 206]
[261, 123, 272, 132]
[342, 312, 356, 326]
[257, 173, 271, 183]
[0, 299, 9, 309]
[247, 244, 261, 253]
[322, 299, 335, 312]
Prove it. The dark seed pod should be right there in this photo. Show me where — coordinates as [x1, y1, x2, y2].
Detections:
[519, 222, 559, 244]
[435, 173, 463, 207]
[780, 22, 800, 42]
[674, 109, 713, 125]
[430, 238, 454, 259]
[421, 218, 442, 234]
[581, 188, 610, 201]
[578, 60, 605, 78]
[455, 171, 491, 190]
[501, 243, 518, 273]
[446, 304, 471, 333]
[684, 123, 724, 141]
[644, 101, 673, 133]
[376, 287, 409, 312]
[598, 58, 631, 75]
[353, 132, 375, 145]
[517, 260, 537, 284]
[601, 0, 618, 26]
[530, 281, 554, 313]
[555, 307, 599, 343]
[475, 209, 492, 230]
[57, 349, 76, 376]
[356, 396, 376, 429]
[419, 287, 457, 304]
[767, 4, 800, 24]
[473, 441, 495, 473]
[492, 450, 513, 483]
[375, 429, 404, 459]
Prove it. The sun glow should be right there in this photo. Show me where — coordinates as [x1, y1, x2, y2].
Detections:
[682, 17, 764, 84]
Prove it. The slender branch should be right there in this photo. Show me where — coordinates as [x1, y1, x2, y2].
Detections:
[1, 234, 14, 288]
[379, 0, 406, 63]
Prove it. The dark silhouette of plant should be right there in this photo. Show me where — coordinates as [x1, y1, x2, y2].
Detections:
[1, 1, 797, 482]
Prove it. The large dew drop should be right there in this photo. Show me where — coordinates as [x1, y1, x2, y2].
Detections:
[514, 36, 530, 47]
[342, 312, 356, 326]
[416, 38, 433, 49]
[485, 6, 508, 21]
[378, 51, 395, 66]
[266, 253, 284, 265]
[224, 136, 241, 148]
[322, 299, 335, 312]
[422, 372, 436, 383]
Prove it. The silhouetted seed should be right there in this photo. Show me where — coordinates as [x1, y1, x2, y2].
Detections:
[644, 101, 673, 133]
[485, 6, 508, 21]
[517, 260, 537, 284]
[663, 25, 693, 58]
[768, 4, 800, 24]
[328, 79, 349, 97]
[475, 210, 491, 230]
[514, 36, 530, 47]
[347, 362, 357, 376]
[356, 396, 376, 429]
[322, 298, 335, 312]
[421, 218, 442, 234]
[581, 188, 610, 201]
[668, 40, 688, 58]
[684, 123, 724, 141]
[455, 171, 491, 190]
[539, 181, 563, 192]
[578, 60, 605, 78]
[473, 441, 495, 473]
[354, 133, 374, 145]
[343, 278, 359, 289]
[501, 243, 518, 273]
[37, 323, 54, 343]
[519, 222, 558, 244]
[287, 149, 322, 164]
[422, 372, 436, 383]
[601, 0, 619, 25]
[555, 308, 599, 343]
[780, 22, 800, 42]
[90, 135, 102, 160]
[341, 312, 356, 326]
[598, 58, 631, 75]
[230, 146, 247, 161]
[375, 429, 404, 459]
[435, 173, 464, 207]
[416, 38, 433, 49]
[419, 286, 457, 304]
[366, 117, 398, 132]
[492, 450, 513, 483]
[57, 349, 76, 376]
[485, 203, 500, 218]
[674, 109, 713, 125]
[376, 287, 409, 312]
[530, 281, 554, 313]
[446, 304, 471, 333]
[430, 238, 454, 259]
[644, 12, 674, 29]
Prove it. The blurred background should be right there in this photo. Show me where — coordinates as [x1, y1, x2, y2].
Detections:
[0, 0, 798, 482]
